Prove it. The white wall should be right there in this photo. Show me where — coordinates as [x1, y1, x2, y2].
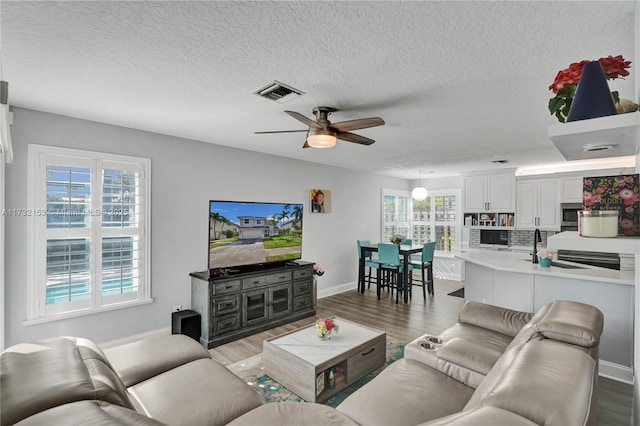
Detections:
[3, 107, 408, 346]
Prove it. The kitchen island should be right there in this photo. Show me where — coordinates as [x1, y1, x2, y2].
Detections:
[457, 249, 635, 383]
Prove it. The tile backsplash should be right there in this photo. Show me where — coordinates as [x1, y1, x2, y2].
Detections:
[469, 229, 556, 249]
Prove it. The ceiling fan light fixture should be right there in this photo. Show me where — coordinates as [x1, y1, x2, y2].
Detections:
[306, 129, 337, 148]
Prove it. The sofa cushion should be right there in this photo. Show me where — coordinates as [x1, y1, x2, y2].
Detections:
[14, 400, 166, 426]
[457, 301, 533, 338]
[404, 322, 514, 389]
[480, 339, 597, 426]
[336, 359, 474, 426]
[536, 300, 604, 348]
[128, 358, 264, 425]
[104, 334, 212, 387]
[1, 336, 133, 426]
[227, 402, 358, 426]
[419, 406, 538, 426]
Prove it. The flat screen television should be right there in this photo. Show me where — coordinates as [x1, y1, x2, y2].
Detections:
[480, 229, 509, 246]
[208, 200, 303, 272]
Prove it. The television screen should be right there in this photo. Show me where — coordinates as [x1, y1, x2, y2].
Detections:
[208, 200, 303, 270]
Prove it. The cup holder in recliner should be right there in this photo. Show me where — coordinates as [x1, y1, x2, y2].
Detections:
[418, 335, 445, 351]
[420, 342, 436, 350]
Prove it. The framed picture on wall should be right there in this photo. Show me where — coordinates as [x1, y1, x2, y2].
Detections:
[310, 189, 331, 213]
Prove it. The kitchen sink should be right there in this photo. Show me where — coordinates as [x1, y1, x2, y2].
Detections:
[521, 260, 586, 269]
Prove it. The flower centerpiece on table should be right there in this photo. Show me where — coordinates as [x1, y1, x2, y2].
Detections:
[390, 235, 405, 245]
[315, 317, 339, 341]
[548, 55, 637, 123]
[313, 263, 325, 277]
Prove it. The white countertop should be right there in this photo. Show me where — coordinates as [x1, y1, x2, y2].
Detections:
[457, 249, 635, 286]
[547, 231, 639, 255]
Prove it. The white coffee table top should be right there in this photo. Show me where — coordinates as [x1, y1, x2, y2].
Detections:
[267, 318, 385, 366]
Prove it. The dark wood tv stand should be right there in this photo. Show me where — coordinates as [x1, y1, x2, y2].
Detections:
[190, 261, 316, 348]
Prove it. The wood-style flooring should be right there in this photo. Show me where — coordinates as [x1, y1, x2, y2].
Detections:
[209, 279, 633, 426]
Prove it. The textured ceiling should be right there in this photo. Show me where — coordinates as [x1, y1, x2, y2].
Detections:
[1, 1, 636, 179]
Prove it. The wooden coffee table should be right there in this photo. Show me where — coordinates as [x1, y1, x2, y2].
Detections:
[263, 318, 386, 402]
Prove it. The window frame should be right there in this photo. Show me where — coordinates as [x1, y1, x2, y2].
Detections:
[381, 188, 461, 253]
[26, 144, 152, 324]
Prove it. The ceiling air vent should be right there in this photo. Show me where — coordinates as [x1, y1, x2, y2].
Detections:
[254, 81, 304, 103]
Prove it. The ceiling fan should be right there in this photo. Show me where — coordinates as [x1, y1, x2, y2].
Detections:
[255, 106, 385, 148]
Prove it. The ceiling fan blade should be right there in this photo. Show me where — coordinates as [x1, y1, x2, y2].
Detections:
[285, 111, 323, 129]
[336, 132, 375, 145]
[254, 130, 308, 134]
[330, 117, 385, 132]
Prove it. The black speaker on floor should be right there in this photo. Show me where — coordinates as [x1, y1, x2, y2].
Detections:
[171, 309, 201, 342]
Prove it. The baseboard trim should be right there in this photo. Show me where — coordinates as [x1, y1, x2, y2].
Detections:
[99, 327, 171, 349]
[599, 360, 634, 384]
[318, 282, 356, 299]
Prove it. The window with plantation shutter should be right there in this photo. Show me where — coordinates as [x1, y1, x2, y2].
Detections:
[382, 188, 460, 253]
[27, 144, 151, 322]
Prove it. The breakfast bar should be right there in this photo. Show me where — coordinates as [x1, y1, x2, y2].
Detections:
[457, 249, 635, 382]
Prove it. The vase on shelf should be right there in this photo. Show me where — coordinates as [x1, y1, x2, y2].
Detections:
[566, 61, 618, 122]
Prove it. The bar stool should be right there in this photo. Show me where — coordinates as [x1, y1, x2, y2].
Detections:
[376, 243, 413, 304]
[409, 242, 436, 299]
[357, 240, 378, 290]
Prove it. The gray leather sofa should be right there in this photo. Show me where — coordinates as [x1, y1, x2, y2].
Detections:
[1, 300, 603, 426]
[0, 334, 264, 425]
[230, 300, 604, 426]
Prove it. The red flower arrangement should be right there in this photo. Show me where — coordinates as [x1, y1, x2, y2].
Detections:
[315, 317, 339, 340]
[548, 55, 632, 122]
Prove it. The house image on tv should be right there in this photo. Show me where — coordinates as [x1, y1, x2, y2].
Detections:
[237, 216, 275, 240]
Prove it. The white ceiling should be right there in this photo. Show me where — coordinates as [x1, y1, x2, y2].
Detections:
[1, 1, 636, 179]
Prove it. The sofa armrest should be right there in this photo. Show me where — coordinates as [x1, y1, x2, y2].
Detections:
[104, 334, 211, 388]
[436, 338, 503, 375]
[458, 302, 533, 337]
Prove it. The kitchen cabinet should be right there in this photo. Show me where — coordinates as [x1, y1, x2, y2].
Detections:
[463, 172, 515, 212]
[516, 178, 560, 230]
[560, 176, 584, 203]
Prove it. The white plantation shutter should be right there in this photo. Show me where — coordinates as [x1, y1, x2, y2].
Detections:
[27, 144, 151, 322]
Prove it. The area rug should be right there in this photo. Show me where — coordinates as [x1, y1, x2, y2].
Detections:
[227, 337, 404, 408]
[447, 287, 464, 298]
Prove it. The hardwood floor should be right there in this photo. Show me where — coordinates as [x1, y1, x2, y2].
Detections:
[209, 279, 633, 425]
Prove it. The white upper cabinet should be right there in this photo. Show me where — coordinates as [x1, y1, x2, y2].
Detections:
[516, 178, 560, 230]
[560, 177, 584, 203]
[463, 172, 515, 212]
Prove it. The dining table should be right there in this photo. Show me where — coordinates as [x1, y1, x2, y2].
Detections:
[358, 243, 423, 303]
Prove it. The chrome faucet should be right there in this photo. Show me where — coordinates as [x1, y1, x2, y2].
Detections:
[532, 228, 542, 264]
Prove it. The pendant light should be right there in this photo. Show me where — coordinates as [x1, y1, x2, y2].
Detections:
[411, 170, 427, 201]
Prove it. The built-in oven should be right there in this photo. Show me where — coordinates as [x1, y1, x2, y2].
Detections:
[560, 202, 582, 231]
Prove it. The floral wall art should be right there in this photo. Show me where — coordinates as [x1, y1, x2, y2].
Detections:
[583, 174, 639, 236]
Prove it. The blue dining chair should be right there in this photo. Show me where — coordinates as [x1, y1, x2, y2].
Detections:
[357, 240, 378, 290]
[376, 243, 413, 304]
[409, 242, 436, 299]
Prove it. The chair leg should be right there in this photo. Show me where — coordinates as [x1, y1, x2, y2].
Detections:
[427, 263, 434, 296]
[367, 267, 372, 289]
[376, 268, 382, 299]
[421, 266, 427, 300]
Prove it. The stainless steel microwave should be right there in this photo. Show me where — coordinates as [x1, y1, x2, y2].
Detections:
[560, 202, 582, 231]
